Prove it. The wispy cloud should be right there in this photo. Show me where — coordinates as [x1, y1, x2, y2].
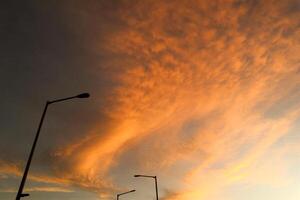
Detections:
[1, 0, 299, 199]
[0, 186, 73, 193]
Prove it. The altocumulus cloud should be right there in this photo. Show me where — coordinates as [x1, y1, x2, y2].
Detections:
[1, 0, 300, 199]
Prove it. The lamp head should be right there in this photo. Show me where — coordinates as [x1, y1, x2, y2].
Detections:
[76, 93, 90, 98]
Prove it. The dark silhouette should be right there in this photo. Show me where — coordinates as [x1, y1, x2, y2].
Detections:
[16, 93, 90, 200]
[134, 174, 159, 200]
[117, 189, 136, 200]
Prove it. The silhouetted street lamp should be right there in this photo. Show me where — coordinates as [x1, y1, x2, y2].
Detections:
[16, 93, 90, 200]
[134, 174, 158, 200]
[117, 189, 136, 200]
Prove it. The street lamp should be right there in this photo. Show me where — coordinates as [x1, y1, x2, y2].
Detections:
[16, 93, 90, 200]
[117, 189, 136, 200]
[134, 174, 158, 200]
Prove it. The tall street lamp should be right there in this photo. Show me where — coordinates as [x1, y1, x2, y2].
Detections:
[117, 189, 136, 200]
[16, 93, 90, 200]
[134, 174, 158, 200]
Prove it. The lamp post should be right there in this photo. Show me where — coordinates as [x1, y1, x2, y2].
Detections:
[16, 93, 90, 200]
[117, 189, 136, 200]
[134, 174, 158, 200]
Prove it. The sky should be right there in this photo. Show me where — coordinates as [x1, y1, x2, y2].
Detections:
[0, 0, 300, 199]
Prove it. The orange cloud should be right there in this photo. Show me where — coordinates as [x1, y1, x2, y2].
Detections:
[5, 0, 298, 199]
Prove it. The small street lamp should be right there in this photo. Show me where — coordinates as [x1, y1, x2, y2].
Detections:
[134, 174, 158, 200]
[117, 189, 136, 200]
[16, 93, 90, 200]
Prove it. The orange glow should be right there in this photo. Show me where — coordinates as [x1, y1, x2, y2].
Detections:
[2, 0, 299, 199]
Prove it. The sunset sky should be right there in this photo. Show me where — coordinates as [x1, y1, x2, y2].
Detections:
[0, 0, 300, 200]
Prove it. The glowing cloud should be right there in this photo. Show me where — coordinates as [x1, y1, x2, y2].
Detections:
[2, 0, 299, 199]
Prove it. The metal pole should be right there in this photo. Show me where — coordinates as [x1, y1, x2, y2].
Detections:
[15, 93, 89, 199]
[117, 190, 136, 200]
[134, 175, 159, 200]
[16, 101, 49, 200]
[154, 176, 158, 200]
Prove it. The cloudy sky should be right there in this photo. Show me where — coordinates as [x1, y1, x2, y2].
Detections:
[0, 0, 300, 199]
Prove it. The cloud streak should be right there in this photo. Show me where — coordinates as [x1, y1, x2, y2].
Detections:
[1, 0, 299, 199]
